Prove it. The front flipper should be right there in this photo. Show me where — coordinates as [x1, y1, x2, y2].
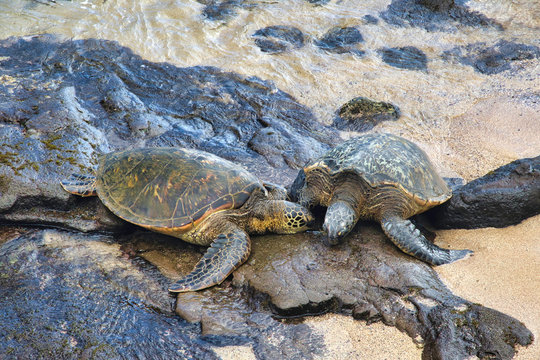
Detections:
[381, 217, 472, 265]
[168, 228, 251, 292]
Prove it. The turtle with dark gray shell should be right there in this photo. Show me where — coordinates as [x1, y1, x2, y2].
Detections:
[61, 147, 313, 292]
[290, 133, 472, 265]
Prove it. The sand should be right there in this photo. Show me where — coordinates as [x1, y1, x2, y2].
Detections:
[435, 215, 540, 360]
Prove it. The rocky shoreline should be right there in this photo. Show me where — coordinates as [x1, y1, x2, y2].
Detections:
[0, 35, 538, 359]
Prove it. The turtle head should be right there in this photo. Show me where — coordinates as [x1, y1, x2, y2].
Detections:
[288, 169, 307, 203]
[288, 168, 321, 208]
[322, 200, 357, 245]
[289, 165, 334, 209]
[280, 201, 315, 233]
[249, 200, 314, 235]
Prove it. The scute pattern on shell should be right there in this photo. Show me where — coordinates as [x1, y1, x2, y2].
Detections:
[306, 133, 450, 204]
[96, 147, 263, 230]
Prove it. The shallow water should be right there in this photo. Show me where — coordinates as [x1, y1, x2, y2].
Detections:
[1, 1, 538, 127]
[1, 0, 539, 180]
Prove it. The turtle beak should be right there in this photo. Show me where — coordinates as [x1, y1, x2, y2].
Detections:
[322, 220, 346, 246]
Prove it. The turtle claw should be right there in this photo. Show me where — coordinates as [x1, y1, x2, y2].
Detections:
[446, 248, 474, 264]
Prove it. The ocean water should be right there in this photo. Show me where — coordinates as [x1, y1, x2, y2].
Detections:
[1, 1, 538, 135]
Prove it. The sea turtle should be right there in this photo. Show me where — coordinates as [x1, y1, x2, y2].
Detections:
[289, 133, 472, 265]
[61, 147, 313, 292]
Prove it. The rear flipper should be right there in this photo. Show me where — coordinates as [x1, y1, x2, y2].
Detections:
[381, 217, 472, 265]
[168, 228, 251, 292]
[60, 174, 97, 197]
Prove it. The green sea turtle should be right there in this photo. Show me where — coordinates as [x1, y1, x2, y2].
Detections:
[289, 133, 472, 265]
[61, 147, 313, 292]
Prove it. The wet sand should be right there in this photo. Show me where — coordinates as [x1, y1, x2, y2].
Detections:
[435, 215, 540, 360]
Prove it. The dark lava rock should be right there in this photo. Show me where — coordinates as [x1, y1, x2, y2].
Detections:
[379, 46, 428, 71]
[442, 40, 540, 75]
[332, 97, 400, 132]
[0, 35, 335, 231]
[428, 156, 540, 229]
[253, 25, 305, 54]
[0, 230, 216, 359]
[0, 229, 324, 359]
[232, 228, 533, 359]
[315, 27, 365, 56]
[380, 0, 503, 32]
[443, 176, 465, 192]
[306, 0, 330, 5]
[363, 14, 379, 24]
[198, 0, 250, 21]
[417, 0, 454, 12]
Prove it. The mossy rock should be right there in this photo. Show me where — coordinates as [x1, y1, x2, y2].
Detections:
[332, 97, 400, 132]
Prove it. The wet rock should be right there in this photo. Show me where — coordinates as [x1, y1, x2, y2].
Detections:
[175, 288, 324, 358]
[443, 177, 465, 192]
[352, 300, 381, 323]
[233, 228, 533, 359]
[442, 40, 540, 75]
[416, 0, 454, 12]
[0, 35, 336, 231]
[428, 156, 540, 229]
[380, 0, 503, 32]
[363, 14, 379, 25]
[0, 229, 325, 359]
[101, 86, 171, 137]
[379, 46, 428, 71]
[198, 0, 248, 21]
[306, 0, 330, 5]
[253, 25, 305, 54]
[315, 27, 365, 56]
[248, 126, 326, 168]
[0, 230, 217, 359]
[332, 97, 400, 132]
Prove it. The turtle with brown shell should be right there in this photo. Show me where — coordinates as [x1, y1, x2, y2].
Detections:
[61, 147, 313, 292]
[289, 133, 472, 265]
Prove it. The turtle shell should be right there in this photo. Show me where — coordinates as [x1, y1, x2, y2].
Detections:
[306, 133, 451, 205]
[95, 147, 263, 232]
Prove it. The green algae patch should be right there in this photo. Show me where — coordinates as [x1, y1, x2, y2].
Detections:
[42, 133, 63, 151]
[0, 151, 18, 166]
